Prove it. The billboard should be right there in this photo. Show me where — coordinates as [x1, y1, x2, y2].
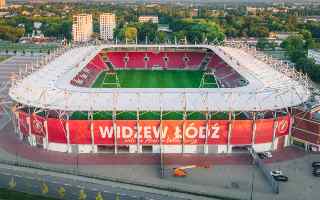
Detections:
[17, 112, 291, 145]
[47, 118, 67, 143]
[30, 114, 46, 137]
[18, 112, 29, 136]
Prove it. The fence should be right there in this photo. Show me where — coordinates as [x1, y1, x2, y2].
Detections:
[248, 147, 279, 194]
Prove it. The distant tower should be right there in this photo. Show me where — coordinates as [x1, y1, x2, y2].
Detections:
[0, 0, 6, 9]
[99, 13, 116, 41]
[72, 14, 93, 43]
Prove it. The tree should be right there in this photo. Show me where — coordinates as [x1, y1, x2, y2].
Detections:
[124, 26, 137, 42]
[256, 38, 269, 50]
[157, 31, 167, 43]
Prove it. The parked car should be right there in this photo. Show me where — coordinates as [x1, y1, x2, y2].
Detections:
[273, 175, 289, 182]
[312, 168, 320, 175]
[257, 152, 272, 159]
[270, 170, 283, 177]
[312, 162, 320, 168]
[312, 162, 320, 177]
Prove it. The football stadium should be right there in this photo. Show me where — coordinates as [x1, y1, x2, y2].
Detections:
[8, 43, 313, 154]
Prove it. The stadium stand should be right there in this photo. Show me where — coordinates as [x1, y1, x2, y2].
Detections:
[206, 54, 246, 88]
[70, 55, 107, 87]
[185, 52, 206, 68]
[71, 50, 247, 88]
[105, 51, 207, 69]
[126, 52, 146, 68]
[146, 52, 166, 68]
[106, 52, 126, 68]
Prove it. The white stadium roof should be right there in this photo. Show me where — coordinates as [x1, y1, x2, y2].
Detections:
[9, 44, 310, 112]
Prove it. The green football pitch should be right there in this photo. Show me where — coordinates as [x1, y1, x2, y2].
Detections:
[92, 70, 218, 88]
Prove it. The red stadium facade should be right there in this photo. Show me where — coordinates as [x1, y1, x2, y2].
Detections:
[15, 111, 291, 153]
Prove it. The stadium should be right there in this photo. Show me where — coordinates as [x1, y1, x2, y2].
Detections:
[8, 43, 312, 154]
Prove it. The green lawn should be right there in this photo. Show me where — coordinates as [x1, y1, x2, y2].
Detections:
[0, 188, 57, 200]
[0, 56, 10, 62]
[92, 70, 217, 88]
[71, 69, 219, 120]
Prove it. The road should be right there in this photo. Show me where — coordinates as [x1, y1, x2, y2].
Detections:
[0, 164, 221, 200]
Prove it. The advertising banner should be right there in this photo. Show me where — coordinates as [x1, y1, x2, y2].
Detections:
[231, 120, 253, 144]
[93, 120, 114, 144]
[47, 118, 67, 143]
[68, 120, 91, 144]
[43, 116, 291, 145]
[18, 112, 29, 136]
[255, 119, 274, 143]
[138, 120, 161, 144]
[276, 116, 290, 137]
[116, 120, 137, 144]
[30, 114, 46, 137]
[207, 120, 229, 144]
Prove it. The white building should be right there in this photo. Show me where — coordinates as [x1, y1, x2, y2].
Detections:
[72, 14, 93, 43]
[0, 0, 5, 9]
[308, 49, 320, 65]
[100, 13, 116, 41]
[138, 16, 159, 24]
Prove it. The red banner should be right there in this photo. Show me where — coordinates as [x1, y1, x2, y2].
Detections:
[255, 119, 274, 143]
[182, 121, 205, 144]
[93, 120, 114, 144]
[138, 120, 161, 144]
[18, 112, 29, 136]
[69, 120, 91, 144]
[30, 114, 46, 137]
[116, 120, 137, 144]
[276, 116, 290, 137]
[47, 118, 67, 143]
[208, 120, 229, 144]
[22, 113, 290, 145]
[231, 120, 253, 144]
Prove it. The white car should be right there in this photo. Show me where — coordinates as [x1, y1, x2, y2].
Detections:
[270, 170, 283, 177]
[264, 151, 272, 158]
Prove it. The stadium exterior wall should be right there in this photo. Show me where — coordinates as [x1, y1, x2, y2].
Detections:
[13, 111, 291, 154]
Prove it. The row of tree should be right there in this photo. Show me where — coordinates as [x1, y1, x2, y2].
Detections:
[114, 19, 225, 44]
[281, 34, 320, 82]
[0, 24, 25, 42]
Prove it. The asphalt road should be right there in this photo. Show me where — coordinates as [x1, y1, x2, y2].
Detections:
[0, 164, 220, 200]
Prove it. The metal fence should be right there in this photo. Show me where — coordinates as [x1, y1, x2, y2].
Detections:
[248, 148, 279, 194]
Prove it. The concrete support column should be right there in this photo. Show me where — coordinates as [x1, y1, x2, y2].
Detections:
[204, 112, 210, 154]
[27, 112, 35, 146]
[182, 111, 187, 154]
[44, 115, 49, 150]
[271, 112, 278, 150]
[136, 110, 141, 153]
[15, 111, 23, 140]
[66, 114, 72, 153]
[227, 112, 233, 153]
[251, 112, 257, 148]
[287, 113, 294, 146]
[89, 112, 95, 153]
[113, 111, 117, 154]
[160, 108, 163, 154]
